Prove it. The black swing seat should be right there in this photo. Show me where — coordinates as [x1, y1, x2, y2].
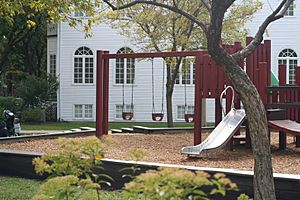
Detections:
[184, 114, 194, 123]
[152, 113, 164, 121]
[122, 112, 134, 120]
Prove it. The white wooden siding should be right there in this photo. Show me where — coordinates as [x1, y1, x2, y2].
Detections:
[48, 1, 300, 123]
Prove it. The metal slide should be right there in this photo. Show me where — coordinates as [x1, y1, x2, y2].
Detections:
[181, 86, 246, 156]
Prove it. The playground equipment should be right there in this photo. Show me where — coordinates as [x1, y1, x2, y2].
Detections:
[181, 86, 246, 155]
[151, 58, 165, 121]
[96, 37, 283, 148]
[264, 64, 300, 149]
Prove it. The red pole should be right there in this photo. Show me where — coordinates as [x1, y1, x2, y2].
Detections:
[96, 51, 104, 138]
[103, 51, 110, 135]
[194, 51, 202, 145]
[295, 67, 300, 147]
[259, 62, 268, 104]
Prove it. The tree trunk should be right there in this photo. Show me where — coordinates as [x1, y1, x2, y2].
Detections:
[166, 64, 174, 127]
[209, 47, 276, 200]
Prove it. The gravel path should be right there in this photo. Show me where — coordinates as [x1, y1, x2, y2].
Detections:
[0, 132, 299, 174]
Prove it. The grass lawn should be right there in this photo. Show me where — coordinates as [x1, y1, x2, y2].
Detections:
[0, 176, 42, 200]
[0, 176, 124, 200]
[22, 121, 194, 131]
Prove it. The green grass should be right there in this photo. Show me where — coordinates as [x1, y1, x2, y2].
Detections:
[22, 121, 194, 131]
[0, 176, 42, 200]
[0, 176, 125, 200]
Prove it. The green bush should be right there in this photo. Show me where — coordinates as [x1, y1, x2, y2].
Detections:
[32, 137, 112, 200]
[15, 74, 58, 107]
[123, 167, 238, 200]
[21, 108, 45, 123]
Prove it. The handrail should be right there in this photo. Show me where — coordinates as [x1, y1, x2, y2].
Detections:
[220, 86, 235, 115]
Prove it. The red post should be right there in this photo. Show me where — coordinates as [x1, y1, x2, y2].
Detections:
[295, 67, 300, 147]
[264, 40, 271, 85]
[194, 52, 203, 145]
[96, 51, 104, 138]
[246, 37, 254, 81]
[259, 62, 268, 104]
[103, 51, 110, 135]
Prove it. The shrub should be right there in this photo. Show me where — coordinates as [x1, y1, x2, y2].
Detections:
[21, 107, 45, 123]
[123, 168, 238, 200]
[32, 137, 112, 200]
[33, 138, 107, 177]
[15, 74, 58, 108]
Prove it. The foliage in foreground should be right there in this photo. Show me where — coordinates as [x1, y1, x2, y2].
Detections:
[123, 167, 238, 200]
[32, 137, 251, 200]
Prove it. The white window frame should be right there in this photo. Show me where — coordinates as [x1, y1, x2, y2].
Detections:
[278, 48, 298, 84]
[115, 47, 135, 85]
[177, 105, 194, 120]
[73, 46, 94, 85]
[74, 104, 93, 119]
[284, 1, 295, 16]
[174, 59, 195, 85]
[49, 54, 56, 76]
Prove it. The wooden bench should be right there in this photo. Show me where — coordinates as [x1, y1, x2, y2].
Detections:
[268, 120, 300, 149]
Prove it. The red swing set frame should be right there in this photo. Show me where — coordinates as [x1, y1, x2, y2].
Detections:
[96, 37, 272, 146]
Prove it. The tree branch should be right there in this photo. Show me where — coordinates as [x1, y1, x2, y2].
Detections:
[232, 0, 293, 60]
[201, 0, 211, 15]
[103, 0, 208, 33]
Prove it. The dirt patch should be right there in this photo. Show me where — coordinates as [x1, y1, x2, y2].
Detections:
[0, 132, 300, 174]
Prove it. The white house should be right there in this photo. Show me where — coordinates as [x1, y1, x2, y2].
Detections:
[47, 1, 298, 123]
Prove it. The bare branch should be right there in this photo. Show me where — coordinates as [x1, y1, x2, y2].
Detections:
[201, 0, 211, 15]
[103, 0, 208, 33]
[232, 0, 293, 60]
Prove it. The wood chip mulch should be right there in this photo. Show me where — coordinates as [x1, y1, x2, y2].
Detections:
[0, 132, 300, 175]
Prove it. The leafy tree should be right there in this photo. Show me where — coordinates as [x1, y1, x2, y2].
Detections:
[102, 0, 293, 199]
[107, 0, 262, 126]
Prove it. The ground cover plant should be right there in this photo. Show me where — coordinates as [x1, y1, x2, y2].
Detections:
[0, 176, 42, 200]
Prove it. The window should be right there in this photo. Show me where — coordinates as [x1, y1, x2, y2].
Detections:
[115, 104, 133, 119]
[74, 11, 85, 17]
[74, 47, 94, 84]
[177, 105, 194, 119]
[285, 1, 295, 16]
[49, 54, 56, 76]
[116, 47, 135, 84]
[175, 58, 194, 85]
[74, 104, 93, 119]
[278, 49, 298, 84]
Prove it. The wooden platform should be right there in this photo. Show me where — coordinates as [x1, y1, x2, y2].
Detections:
[268, 120, 300, 149]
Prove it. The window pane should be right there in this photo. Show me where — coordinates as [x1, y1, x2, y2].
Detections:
[116, 58, 124, 84]
[115, 105, 123, 118]
[74, 57, 83, 83]
[182, 61, 191, 85]
[84, 105, 93, 118]
[116, 47, 135, 85]
[177, 105, 185, 119]
[285, 1, 294, 16]
[50, 54, 56, 76]
[126, 58, 135, 84]
[85, 57, 94, 83]
[289, 59, 297, 84]
[74, 105, 83, 118]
